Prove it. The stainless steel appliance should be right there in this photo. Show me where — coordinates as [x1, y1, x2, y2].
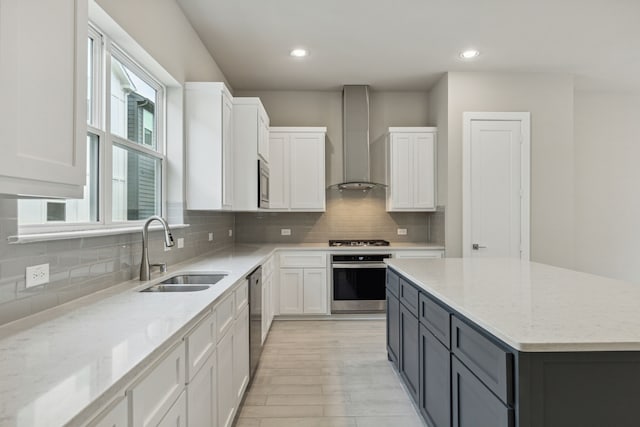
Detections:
[330, 240, 391, 313]
[258, 160, 269, 208]
[247, 266, 262, 379]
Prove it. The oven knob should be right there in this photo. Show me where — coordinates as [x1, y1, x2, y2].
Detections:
[358, 256, 364, 261]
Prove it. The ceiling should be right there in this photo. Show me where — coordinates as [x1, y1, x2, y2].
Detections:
[176, 0, 640, 92]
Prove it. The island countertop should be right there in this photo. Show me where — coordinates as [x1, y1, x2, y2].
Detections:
[385, 257, 640, 352]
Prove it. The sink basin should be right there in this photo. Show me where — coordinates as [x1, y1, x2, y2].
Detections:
[141, 285, 210, 293]
[159, 274, 227, 285]
[140, 273, 227, 293]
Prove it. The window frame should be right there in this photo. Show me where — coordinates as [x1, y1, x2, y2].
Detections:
[18, 23, 167, 235]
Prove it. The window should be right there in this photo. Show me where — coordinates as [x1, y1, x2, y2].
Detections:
[18, 24, 166, 231]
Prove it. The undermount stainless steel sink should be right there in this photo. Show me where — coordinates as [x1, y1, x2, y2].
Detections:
[140, 273, 227, 293]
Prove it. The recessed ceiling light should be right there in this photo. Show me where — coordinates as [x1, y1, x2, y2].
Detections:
[459, 49, 480, 59]
[290, 48, 308, 58]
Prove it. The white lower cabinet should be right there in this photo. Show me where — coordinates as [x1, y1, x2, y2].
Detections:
[158, 391, 187, 427]
[233, 304, 250, 400]
[278, 251, 329, 315]
[217, 325, 235, 427]
[130, 343, 186, 427]
[303, 269, 328, 314]
[279, 268, 304, 314]
[87, 397, 127, 427]
[187, 351, 216, 427]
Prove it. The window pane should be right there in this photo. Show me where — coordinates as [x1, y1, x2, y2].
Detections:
[110, 57, 158, 150]
[19, 134, 99, 225]
[112, 144, 161, 221]
[87, 37, 93, 125]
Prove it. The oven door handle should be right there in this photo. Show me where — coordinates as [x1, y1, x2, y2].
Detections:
[332, 263, 388, 269]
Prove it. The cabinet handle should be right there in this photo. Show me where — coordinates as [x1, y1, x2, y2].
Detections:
[472, 243, 487, 250]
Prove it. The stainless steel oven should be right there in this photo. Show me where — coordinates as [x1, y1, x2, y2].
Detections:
[258, 159, 269, 208]
[331, 254, 391, 313]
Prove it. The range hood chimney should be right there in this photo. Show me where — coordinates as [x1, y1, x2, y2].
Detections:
[331, 85, 384, 191]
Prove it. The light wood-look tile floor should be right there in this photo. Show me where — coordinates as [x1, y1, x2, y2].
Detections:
[235, 320, 425, 427]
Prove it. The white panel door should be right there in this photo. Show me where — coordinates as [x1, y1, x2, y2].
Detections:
[279, 269, 304, 314]
[216, 328, 235, 427]
[469, 120, 523, 258]
[390, 134, 413, 209]
[0, 0, 87, 198]
[302, 268, 328, 314]
[233, 305, 250, 401]
[187, 352, 216, 427]
[268, 133, 289, 209]
[413, 133, 436, 209]
[222, 93, 234, 209]
[289, 133, 325, 210]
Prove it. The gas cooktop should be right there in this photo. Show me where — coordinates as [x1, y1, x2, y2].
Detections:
[329, 239, 390, 247]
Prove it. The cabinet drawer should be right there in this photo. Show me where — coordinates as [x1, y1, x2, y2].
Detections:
[87, 397, 127, 427]
[235, 281, 248, 313]
[216, 292, 235, 340]
[130, 342, 186, 427]
[185, 310, 215, 382]
[399, 278, 419, 316]
[419, 293, 450, 349]
[279, 251, 327, 268]
[395, 250, 443, 259]
[451, 316, 514, 405]
[157, 390, 187, 427]
[452, 356, 514, 427]
[386, 269, 400, 298]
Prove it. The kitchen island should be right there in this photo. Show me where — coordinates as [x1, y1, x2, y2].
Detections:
[385, 257, 640, 427]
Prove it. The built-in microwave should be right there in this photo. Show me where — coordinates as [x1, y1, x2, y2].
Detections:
[258, 159, 269, 208]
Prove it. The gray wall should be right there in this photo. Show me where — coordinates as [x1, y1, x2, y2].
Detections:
[438, 72, 575, 268]
[235, 188, 437, 244]
[574, 92, 640, 282]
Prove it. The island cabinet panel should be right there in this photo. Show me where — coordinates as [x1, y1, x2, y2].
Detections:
[399, 304, 420, 403]
[386, 289, 400, 367]
[451, 316, 514, 405]
[419, 293, 450, 348]
[419, 325, 451, 427]
[399, 278, 419, 316]
[386, 269, 400, 298]
[452, 356, 514, 427]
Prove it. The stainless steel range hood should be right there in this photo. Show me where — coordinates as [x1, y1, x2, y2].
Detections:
[330, 85, 385, 191]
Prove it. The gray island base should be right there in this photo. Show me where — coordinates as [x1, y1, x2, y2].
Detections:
[385, 258, 640, 427]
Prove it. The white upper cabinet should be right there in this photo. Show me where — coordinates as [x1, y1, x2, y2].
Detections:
[233, 97, 270, 211]
[372, 127, 437, 212]
[0, 0, 87, 198]
[269, 127, 326, 211]
[185, 82, 234, 210]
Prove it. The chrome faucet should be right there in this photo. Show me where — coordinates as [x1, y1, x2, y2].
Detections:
[140, 215, 175, 281]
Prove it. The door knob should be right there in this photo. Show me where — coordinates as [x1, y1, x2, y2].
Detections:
[472, 243, 487, 250]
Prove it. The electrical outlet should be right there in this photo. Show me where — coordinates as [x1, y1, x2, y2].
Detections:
[177, 238, 185, 249]
[397, 228, 408, 235]
[26, 263, 49, 288]
[208, 232, 213, 241]
[281, 228, 291, 236]
[228, 229, 233, 237]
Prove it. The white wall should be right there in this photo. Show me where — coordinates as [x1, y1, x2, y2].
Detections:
[443, 72, 575, 268]
[574, 92, 640, 282]
[235, 90, 430, 186]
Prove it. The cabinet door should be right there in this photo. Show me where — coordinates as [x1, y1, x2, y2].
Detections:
[187, 352, 216, 427]
[390, 134, 414, 209]
[413, 133, 436, 210]
[279, 268, 304, 314]
[452, 356, 513, 427]
[258, 111, 269, 162]
[217, 328, 235, 427]
[268, 133, 289, 209]
[262, 274, 269, 343]
[400, 304, 420, 404]
[222, 92, 234, 209]
[289, 133, 325, 210]
[233, 304, 250, 401]
[420, 325, 451, 427]
[303, 268, 328, 314]
[0, 0, 87, 198]
[387, 291, 400, 367]
[158, 391, 187, 427]
[89, 398, 128, 427]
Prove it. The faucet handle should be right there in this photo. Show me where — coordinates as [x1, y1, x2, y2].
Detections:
[150, 263, 168, 274]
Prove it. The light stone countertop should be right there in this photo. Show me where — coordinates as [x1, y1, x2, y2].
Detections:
[386, 257, 640, 353]
[0, 242, 443, 427]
